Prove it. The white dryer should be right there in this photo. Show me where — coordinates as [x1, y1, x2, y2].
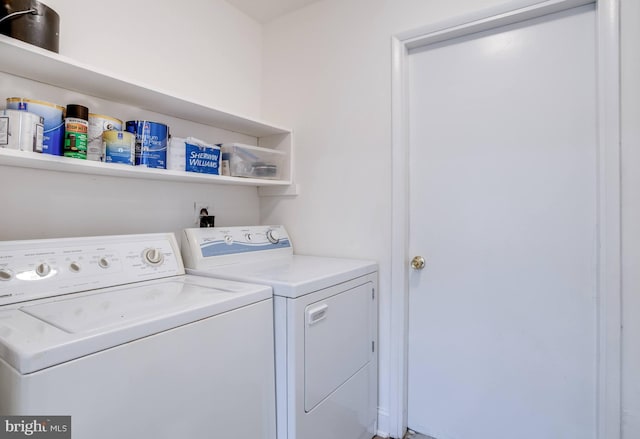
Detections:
[0, 233, 276, 439]
[181, 225, 378, 439]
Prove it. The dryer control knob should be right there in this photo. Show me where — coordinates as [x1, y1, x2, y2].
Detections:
[98, 257, 110, 269]
[245, 233, 254, 241]
[266, 229, 280, 244]
[35, 263, 51, 277]
[144, 248, 164, 266]
[69, 262, 81, 273]
[0, 269, 13, 281]
[224, 235, 234, 245]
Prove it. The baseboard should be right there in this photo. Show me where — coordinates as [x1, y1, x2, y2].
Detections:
[377, 408, 391, 438]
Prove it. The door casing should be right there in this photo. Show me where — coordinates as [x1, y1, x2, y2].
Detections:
[389, 1, 621, 438]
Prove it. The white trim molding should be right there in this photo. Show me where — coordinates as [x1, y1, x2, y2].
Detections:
[389, 33, 410, 439]
[595, 0, 622, 438]
[389, 1, 621, 438]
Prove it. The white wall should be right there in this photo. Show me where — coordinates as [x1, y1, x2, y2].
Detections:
[260, 0, 639, 437]
[44, 0, 263, 119]
[1, 0, 265, 241]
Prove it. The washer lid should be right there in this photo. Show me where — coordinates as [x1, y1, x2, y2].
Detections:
[187, 255, 377, 298]
[0, 275, 271, 374]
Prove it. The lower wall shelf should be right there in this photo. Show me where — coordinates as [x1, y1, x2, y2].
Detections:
[0, 149, 292, 187]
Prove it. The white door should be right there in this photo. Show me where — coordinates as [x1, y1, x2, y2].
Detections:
[407, 5, 598, 439]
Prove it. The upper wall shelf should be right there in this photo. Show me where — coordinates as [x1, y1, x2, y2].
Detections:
[0, 35, 295, 191]
[0, 35, 290, 138]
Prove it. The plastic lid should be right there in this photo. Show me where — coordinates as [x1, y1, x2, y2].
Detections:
[66, 104, 89, 120]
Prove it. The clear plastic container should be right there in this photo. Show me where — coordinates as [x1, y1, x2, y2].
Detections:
[221, 143, 285, 180]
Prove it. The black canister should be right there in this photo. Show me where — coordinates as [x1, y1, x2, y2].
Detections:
[0, 0, 60, 53]
[63, 104, 89, 160]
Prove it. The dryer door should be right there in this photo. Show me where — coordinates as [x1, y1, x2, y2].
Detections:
[304, 281, 373, 411]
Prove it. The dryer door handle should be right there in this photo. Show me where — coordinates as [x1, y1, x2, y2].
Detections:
[307, 304, 329, 326]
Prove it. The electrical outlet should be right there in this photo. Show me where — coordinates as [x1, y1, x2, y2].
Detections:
[194, 202, 211, 225]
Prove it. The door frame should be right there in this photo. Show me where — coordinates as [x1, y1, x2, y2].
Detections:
[389, 1, 621, 438]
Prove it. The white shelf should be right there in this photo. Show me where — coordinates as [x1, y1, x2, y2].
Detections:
[0, 35, 290, 138]
[0, 149, 290, 186]
[0, 35, 294, 189]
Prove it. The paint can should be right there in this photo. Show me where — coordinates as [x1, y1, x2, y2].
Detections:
[125, 120, 169, 169]
[63, 104, 89, 159]
[0, 109, 44, 152]
[87, 114, 123, 161]
[103, 130, 135, 165]
[6, 97, 64, 155]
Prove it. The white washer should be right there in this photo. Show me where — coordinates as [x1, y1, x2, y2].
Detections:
[0, 233, 276, 439]
[181, 225, 378, 439]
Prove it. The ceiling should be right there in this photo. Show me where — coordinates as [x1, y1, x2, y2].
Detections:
[226, 0, 321, 23]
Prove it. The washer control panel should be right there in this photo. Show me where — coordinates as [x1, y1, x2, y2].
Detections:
[182, 225, 292, 269]
[0, 233, 184, 306]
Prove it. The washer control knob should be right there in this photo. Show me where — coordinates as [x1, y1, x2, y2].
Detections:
[224, 235, 234, 245]
[144, 248, 164, 266]
[98, 257, 110, 269]
[245, 233, 254, 241]
[35, 263, 51, 277]
[69, 262, 81, 273]
[266, 229, 280, 244]
[0, 269, 13, 281]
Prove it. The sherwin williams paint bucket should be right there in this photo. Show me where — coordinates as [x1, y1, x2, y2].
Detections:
[184, 138, 220, 175]
[88, 114, 122, 161]
[103, 130, 135, 165]
[6, 97, 64, 155]
[125, 120, 169, 169]
[166, 137, 221, 174]
[0, 109, 44, 152]
[63, 104, 89, 159]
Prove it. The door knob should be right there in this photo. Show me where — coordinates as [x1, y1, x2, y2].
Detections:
[410, 256, 425, 270]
